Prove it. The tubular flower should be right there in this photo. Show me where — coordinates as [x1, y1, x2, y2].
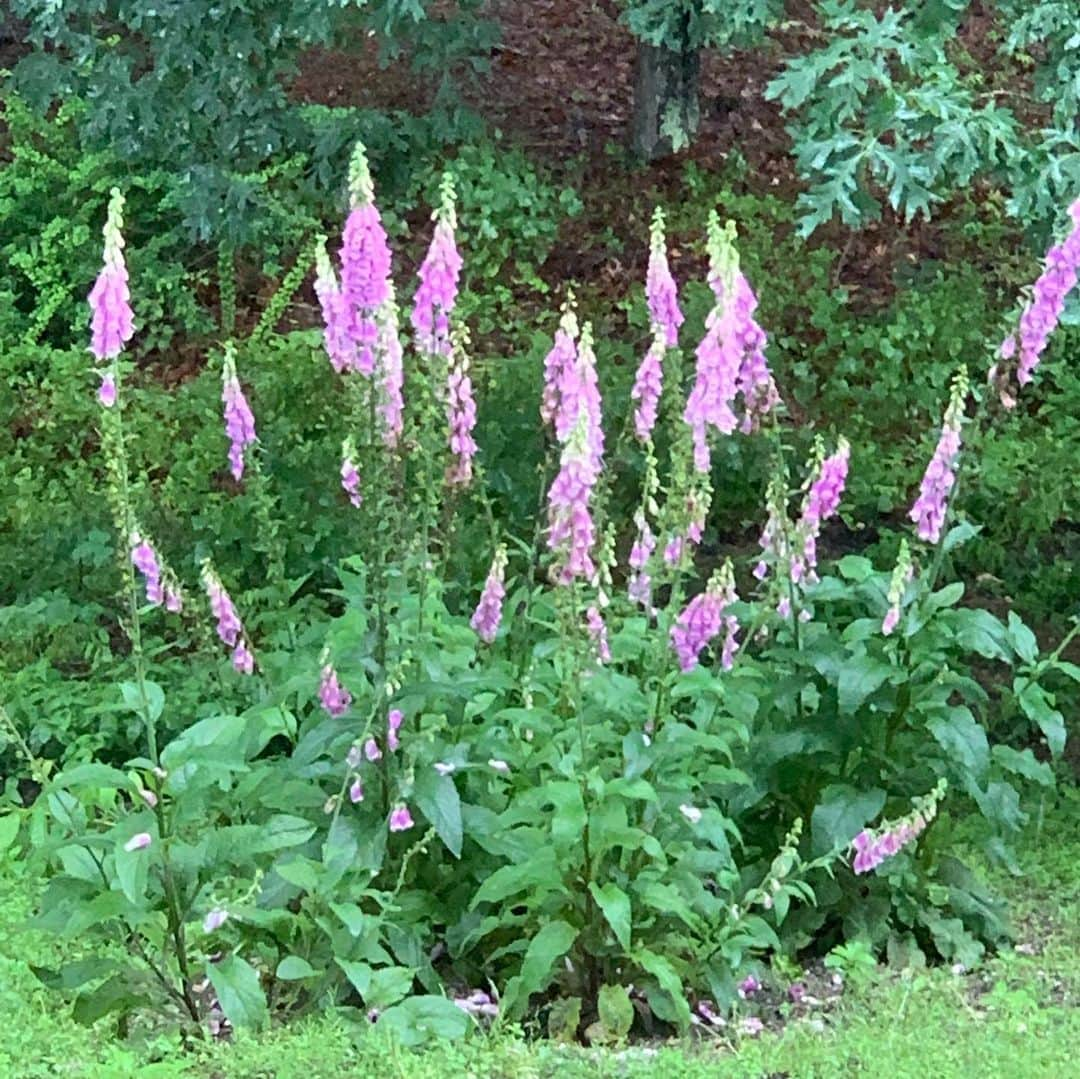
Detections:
[339, 143, 392, 375]
[685, 295, 740, 473]
[221, 344, 256, 481]
[628, 510, 657, 611]
[910, 368, 968, 544]
[792, 438, 850, 584]
[349, 777, 365, 804]
[882, 539, 913, 637]
[341, 438, 361, 509]
[411, 173, 462, 358]
[646, 207, 684, 347]
[663, 484, 708, 568]
[389, 804, 414, 832]
[586, 605, 612, 664]
[670, 561, 739, 672]
[89, 189, 135, 359]
[540, 298, 578, 430]
[446, 328, 478, 487]
[631, 328, 666, 442]
[555, 323, 604, 472]
[318, 664, 352, 718]
[546, 412, 599, 584]
[851, 781, 945, 874]
[754, 471, 791, 583]
[201, 562, 254, 675]
[315, 238, 356, 374]
[471, 545, 508, 643]
[387, 708, 404, 753]
[376, 291, 405, 447]
[130, 533, 164, 606]
[993, 199, 1080, 403]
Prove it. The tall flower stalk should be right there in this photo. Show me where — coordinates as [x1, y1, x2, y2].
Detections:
[88, 187, 134, 407]
[910, 368, 968, 545]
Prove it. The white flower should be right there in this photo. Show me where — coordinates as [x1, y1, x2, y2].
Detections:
[679, 804, 702, 824]
[434, 762, 456, 776]
[488, 759, 510, 775]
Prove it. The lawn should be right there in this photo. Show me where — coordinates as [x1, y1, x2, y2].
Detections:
[3, 788, 1076, 1079]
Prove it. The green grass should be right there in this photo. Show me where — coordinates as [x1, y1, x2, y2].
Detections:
[4, 788, 1078, 1078]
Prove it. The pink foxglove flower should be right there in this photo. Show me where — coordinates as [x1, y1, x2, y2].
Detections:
[376, 292, 405, 447]
[585, 605, 611, 664]
[349, 777, 365, 804]
[221, 344, 256, 481]
[139, 788, 157, 809]
[339, 143, 392, 375]
[446, 330, 478, 487]
[130, 533, 164, 606]
[318, 664, 352, 718]
[631, 329, 666, 442]
[851, 781, 945, 874]
[628, 510, 657, 611]
[98, 374, 117, 408]
[346, 744, 363, 769]
[389, 804, 414, 832]
[314, 239, 356, 374]
[204, 909, 228, 933]
[554, 323, 603, 470]
[124, 832, 152, 852]
[738, 975, 761, 999]
[792, 438, 850, 584]
[341, 439, 362, 508]
[453, 989, 499, 1019]
[387, 708, 403, 752]
[994, 199, 1080, 402]
[201, 562, 255, 675]
[411, 174, 462, 358]
[471, 545, 508, 643]
[540, 300, 578, 429]
[547, 413, 599, 584]
[671, 562, 739, 672]
[89, 188, 134, 388]
[646, 206, 684, 347]
[910, 369, 968, 544]
[364, 737, 381, 762]
[753, 473, 790, 583]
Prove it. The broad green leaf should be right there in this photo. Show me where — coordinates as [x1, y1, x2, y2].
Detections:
[837, 656, 893, 714]
[252, 815, 317, 853]
[588, 882, 632, 951]
[928, 707, 989, 787]
[1016, 679, 1066, 758]
[633, 949, 691, 1029]
[114, 836, 150, 906]
[366, 966, 415, 1009]
[72, 975, 137, 1025]
[275, 956, 316, 980]
[119, 680, 165, 723]
[837, 555, 874, 582]
[413, 767, 463, 858]
[811, 785, 886, 856]
[31, 958, 120, 991]
[501, 920, 578, 1019]
[336, 958, 372, 997]
[377, 995, 470, 1047]
[942, 521, 982, 553]
[0, 814, 20, 853]
[1006, 612, 1038, 664]
[548, 996, 582, 1043]
[597, 983, 634, 1041]
[52, 764, 135, 793]
[329, 901, 369, 937]
[991, 745, 1054, 787]
[207, 955, 268, 1030]
[471, 847, 562, 907]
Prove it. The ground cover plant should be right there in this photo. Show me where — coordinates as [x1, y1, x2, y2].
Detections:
[2, 134, 1077, 1059]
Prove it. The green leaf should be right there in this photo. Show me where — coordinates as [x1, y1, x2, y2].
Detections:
[838, 656, 893, 714]
[597, 983, 634, 1041]
[634, 949, 691, 1029]
[275, 956, 316, 980]
[32, 958, 120, 991]
[926, 582, 964, 612]
[53, 764, 135, 793]
[413, 767, 463, 858]
[588, 882, 632, 951]
[253, 815, 317, 853]
[72, 975, 137, 1025]
[207, 955, 268, 1030]
[330, 901, 369, 937]
[114, 836, 150, 906]
[1006, 612, 1038, 664]
[952, 608, 1013, 661]
[1016, 679, 1066, 758]
[471, 847, 562, 907]
[501, 920, 578, 1019]
[366, 966, 416, 1009]
[0, 814, 20, 853]
[548, 996, 582, 1043]
[837, 555, 874, 582]
[811, 785, 886, 856]
[336, 958, 373, 997]
[942, 521, 982, 553]
[119, 680, 165, 723]
[991, 745, 1054, 787]
[928, 707, 990, 787]
[377, 995, 470, 1047]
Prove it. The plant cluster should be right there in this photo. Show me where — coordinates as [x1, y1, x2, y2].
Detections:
[2, 143, 1076, 1050]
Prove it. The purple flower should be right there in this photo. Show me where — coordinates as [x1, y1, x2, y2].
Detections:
[201, 562, 254, 674]
[671, 562, 739, 672]
[471, 546, 507, 644]
[341, 441, 362, 508]
[910, 370, 968, 544]
[631, 330, 665, 442]
[88, 189, 134, 363]
[203, 909, 228, 933]
[411, 177, 462, 358]
[684, 300, 740, 473]
[349, 777, 365, 804]
[315, 241, 356, 374]
[792, 438, 850, 584]
[98, 373, 117, 408]
[547, 419, 599, 584]
[738, 974, 761, 999]
[319, 665, 352, 718]
[346, 744, 363, 769]
[646, 207, 684, 347]
[339, 189, 391, 376]
[446, 334, 478, 487]
[376, 295, 405, 447]
[131, 534, 164, 606]
[231, 642, 255, 675]
[221, 345, 256, 482]
[124, 832, 152, 852]
[541, 303, 578, 429]
[585, 605, 611, 664]
[741, 1017, 764, 1037]
[628, 510, 657, 611]
[881, 606, 900, 636]
[364, 737, 381, 762]
[165, 587, 183, 613]
[387, 708, 403, 752]
[139, 788, 157, 809]
[389, 804, 414, 832]
[788, 982, 806, 1004]
[453, 989, 499, 1019]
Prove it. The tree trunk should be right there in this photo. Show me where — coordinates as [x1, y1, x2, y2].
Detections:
[630, 38, 701, 161]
